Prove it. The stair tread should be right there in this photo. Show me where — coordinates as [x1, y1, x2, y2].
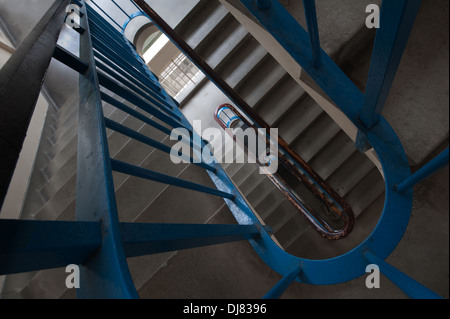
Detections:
[205, 22, 249, 69]
[236, 56, 287, 107]
[256, 76, 306, 126]
[277, 96, 324, 145]
[273, 209, 310, 249]
[183, 4, 229, 50]
[309, 131, 357, 180]
[326, 150, 378, 197]
[291, 113, 341, 162]
[344, 168, 385, 217]
[254, 187, 288, 220]
[221, 39, 268, 88]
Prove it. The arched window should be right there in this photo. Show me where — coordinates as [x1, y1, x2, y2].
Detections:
[126, 14, 200, 100]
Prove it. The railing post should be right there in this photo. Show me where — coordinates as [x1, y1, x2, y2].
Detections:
[75, 0, 138, 299]
[0, 0, 70, 208]
[364, 251, 442, 299]
[262, 265, 302, 299]
[303, 0, 322, 68]
[395, 148, 449, 193]
[359, 0, 422, 130]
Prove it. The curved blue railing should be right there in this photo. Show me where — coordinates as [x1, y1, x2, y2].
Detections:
[0, 0, 447, 300]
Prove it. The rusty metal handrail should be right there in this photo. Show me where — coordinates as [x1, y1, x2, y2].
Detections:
[215, 104, 354, 240]
[133, 0, 353, 239]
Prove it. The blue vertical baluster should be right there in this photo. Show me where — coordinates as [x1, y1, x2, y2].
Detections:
[364, 251, 443, 299]
[89, 0, 124, 30]
[262, 265, 302, 299]
[359, 0, 422, 129]
[303, 0, 322, 68]
[396, 148, 449, 193]
[111, 0, 132, 19]
[76, 0, 138, 299]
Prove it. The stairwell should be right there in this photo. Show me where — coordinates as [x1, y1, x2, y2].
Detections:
[0, 0, 447, 299]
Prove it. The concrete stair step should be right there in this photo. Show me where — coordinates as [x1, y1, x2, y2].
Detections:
[236, 56, 286, 107]
[201, 17, 248, 69]
[265, 199, 300, 233]
[326, 150, 376, 198]
[128, 164, 227, 291]
[229, 161, 257, 186]
[220, 37, 268, 89]
[44, 124, 77, 162]
[273, 209, 310, 249]
[291, 112, 341, 163]
[309, 131, 357, 180]
[114, 150, 190, 222]
[277, 96, 323, 145]
[256, 75, 306, 127]
[254, 186, 287, 220]
[344, 168, 385, 217]
[245, 175, 278, 205]
[181, 2, 229, 51]
[285, 194, 385, 260]
[38, 105, 149, 204]
[235, 165, 267, 196]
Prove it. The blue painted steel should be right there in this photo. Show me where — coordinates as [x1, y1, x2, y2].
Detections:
[122, 11, 145, 33]
[93, 48, 160, 92]
[90, 29, 136, 59]
[110, 159, 234, 199]
[91, 48, 171, 111]
[53, 45, 88, 74]
[6, 0, 432, 299]
[129, 0, 145, 14]
[97, 72, 186, 128]
[100, 92, 172, 136]
[120, 223, 262, 257]
[104, 118, 216, 173]
[359, 0, 422, 130]
[76, 1, 138, 298]
[94, 58, 158, 98]
[87, 5, 160, 83]
[239, 0, 363, 129]
[396, 148, 449, 193]
[0, 219, 100, 275]
[234, 0, 423, 292]
[302, 0, 321, 68]
[88, 0, 123, 30]
[256, 0, 270, 10]
[111, 0, 131, 19]
[95, 59, 173, 113]
[71, 0, 83, 7]
[364, 251, 443, 299]
[262, 265, 301, 299]
[91, 35, 143, 70]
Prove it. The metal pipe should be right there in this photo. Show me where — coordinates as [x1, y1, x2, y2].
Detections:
[303, 0, 322, 68]
[262, 265, 301, 299]
[364, 250, 442, 299]
[110, 159, 234, 199]
[396, 148, 449, 193]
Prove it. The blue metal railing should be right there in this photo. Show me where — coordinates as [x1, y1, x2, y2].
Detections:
[0, 0, 270, 298]
[225, 0, 446, 299]
[0, 0, 447, 300]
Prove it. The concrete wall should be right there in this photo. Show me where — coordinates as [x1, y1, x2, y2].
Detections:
[0, 28, 50, 220]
